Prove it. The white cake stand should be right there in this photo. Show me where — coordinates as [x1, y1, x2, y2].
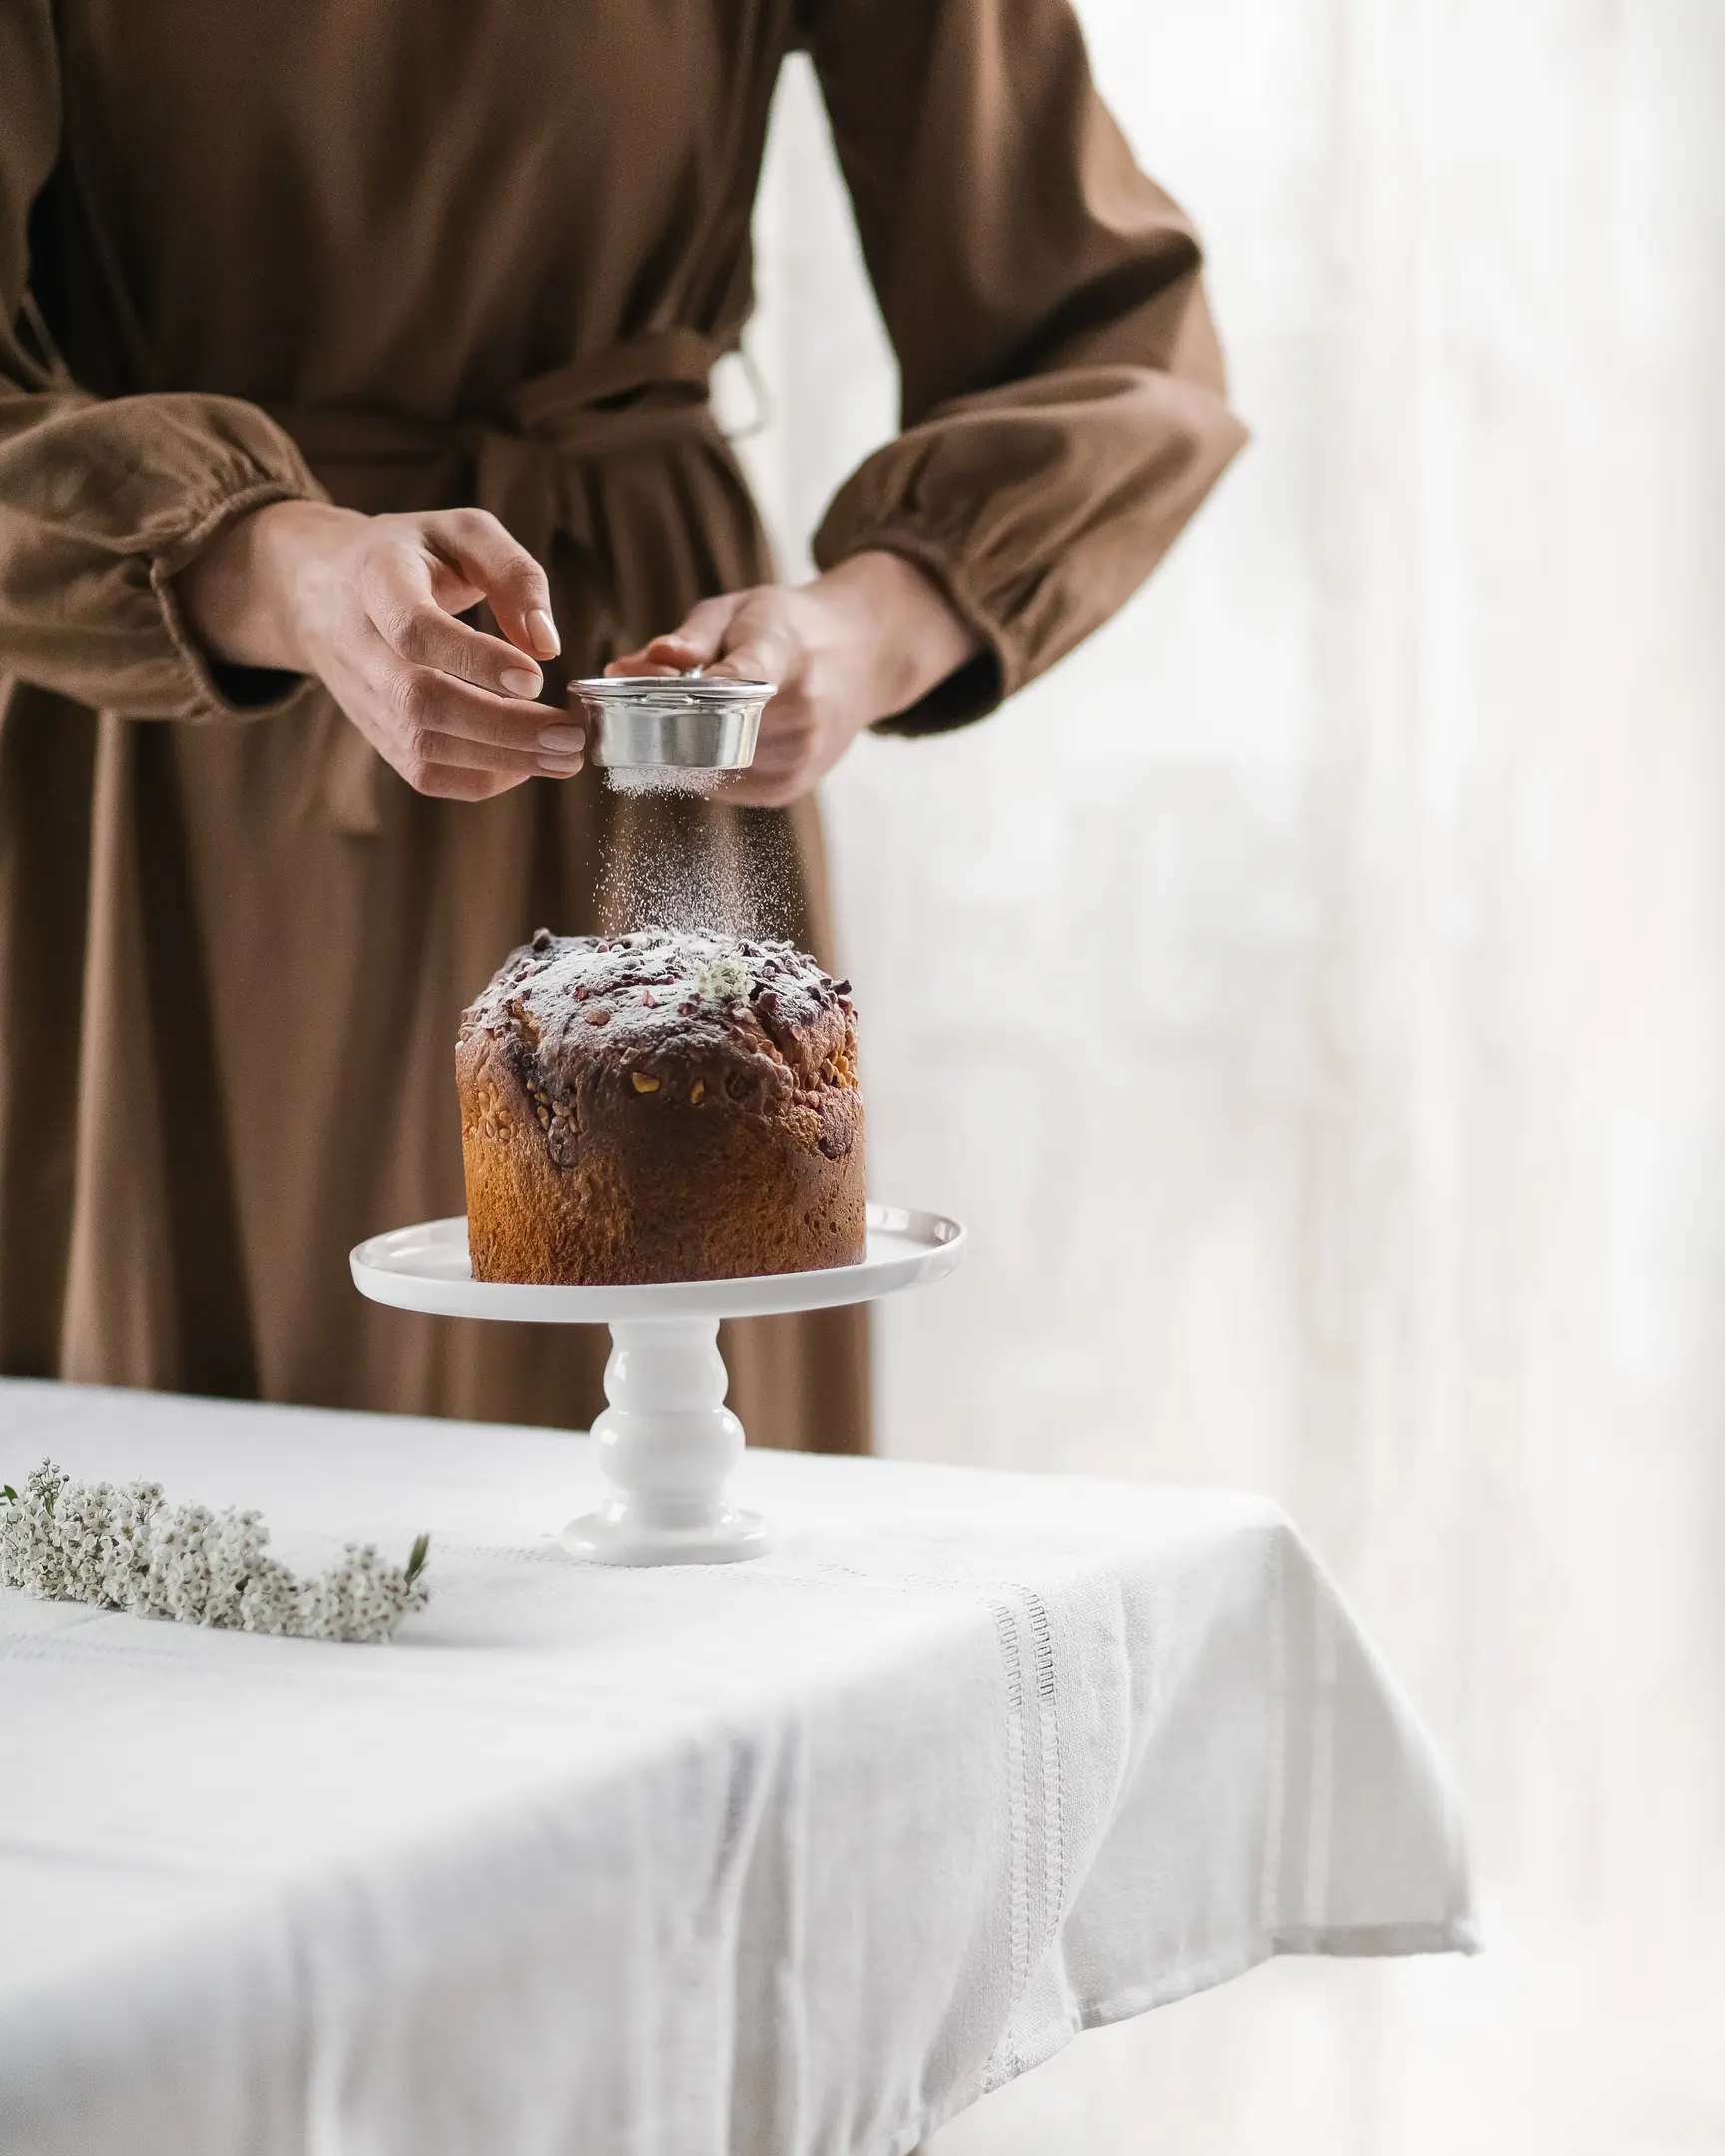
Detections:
[349, 1205, 964, 1565]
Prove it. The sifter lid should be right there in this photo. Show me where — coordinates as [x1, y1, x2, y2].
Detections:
[569, 674, 775, 704]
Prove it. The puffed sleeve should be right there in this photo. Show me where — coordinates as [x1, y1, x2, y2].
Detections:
[0, 1, 325, 720]
[802, 0, 1247, 732]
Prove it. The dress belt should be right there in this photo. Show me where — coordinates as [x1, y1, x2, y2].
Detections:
[263, 328, 726, 834]
[268, 326, 727, 574]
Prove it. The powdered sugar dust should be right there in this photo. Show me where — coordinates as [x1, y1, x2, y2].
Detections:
[595, 781, 800, 944]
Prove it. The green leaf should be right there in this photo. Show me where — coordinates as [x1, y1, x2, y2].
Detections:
[405, 1532, 430, 1585]
[1, 1486, 15, 1504]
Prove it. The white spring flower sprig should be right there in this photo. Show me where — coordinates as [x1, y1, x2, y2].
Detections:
[0, 1461, 429, 1644]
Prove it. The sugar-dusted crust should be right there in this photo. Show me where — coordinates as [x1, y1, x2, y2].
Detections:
[456, 928, 865, 1285]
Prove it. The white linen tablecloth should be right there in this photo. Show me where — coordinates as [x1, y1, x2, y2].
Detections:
[0, 1379, 1474, 2156]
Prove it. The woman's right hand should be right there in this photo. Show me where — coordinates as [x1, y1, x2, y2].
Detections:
[175, 500, 584, 800]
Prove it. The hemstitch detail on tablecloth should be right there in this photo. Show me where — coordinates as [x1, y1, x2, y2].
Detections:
[788, 1556, 1072, 2103]
[977, 1585, 1067, 2098]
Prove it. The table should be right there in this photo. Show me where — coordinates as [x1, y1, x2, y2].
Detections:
[0, 1380, 1474, 2156]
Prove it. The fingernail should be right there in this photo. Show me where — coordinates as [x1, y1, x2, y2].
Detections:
[527, 609, 560, 659]
[500, 666, 541, 698]
[537, 755, 583, 777]
[538, 725, 584, 753]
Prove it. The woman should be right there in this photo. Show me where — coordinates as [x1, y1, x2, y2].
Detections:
[0, 0, 1244, 1450]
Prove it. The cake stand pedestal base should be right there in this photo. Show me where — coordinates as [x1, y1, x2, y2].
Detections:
[562, 1317, 769, 1565]
[348, 1206, 965, 1566]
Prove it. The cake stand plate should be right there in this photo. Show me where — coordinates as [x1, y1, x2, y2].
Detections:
[350, 1205, 964, 1565]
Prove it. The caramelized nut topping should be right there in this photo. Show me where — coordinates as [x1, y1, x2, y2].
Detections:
[631, 1071, 660, 1093]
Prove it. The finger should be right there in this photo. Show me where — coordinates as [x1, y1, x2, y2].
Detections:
[316, 673, 543, 801]
[700, 599, 798, 688]
[601, 652, 686, 679]
[369, 700, 565, 795]
[361, 545, 546, 701]
[740, 732, 815, 783]
[409, 762, 535, 803]
[370, 633, 583, 764]
[423, 507, 559, 661]
[408, 725, 584, 781]
[612, 592, 748, 675]
[349, 660, 585, 787]
[720, 739, 815, 808]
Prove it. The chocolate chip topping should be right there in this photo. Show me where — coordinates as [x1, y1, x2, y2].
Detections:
[459, 928, 860, 1133]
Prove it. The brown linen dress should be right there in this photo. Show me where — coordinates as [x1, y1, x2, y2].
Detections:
[0, 0, 1245, 1447]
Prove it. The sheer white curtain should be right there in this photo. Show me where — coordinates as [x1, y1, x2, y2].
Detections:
[735, 5, 1725, 2148]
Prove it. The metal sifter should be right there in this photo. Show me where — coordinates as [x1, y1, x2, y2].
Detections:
[570, 672, 775, 785]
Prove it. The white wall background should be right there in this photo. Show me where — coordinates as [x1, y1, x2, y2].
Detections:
[735, 5, 1725, 2151]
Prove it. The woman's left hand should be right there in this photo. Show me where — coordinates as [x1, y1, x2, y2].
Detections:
[603, 550, 980, 808]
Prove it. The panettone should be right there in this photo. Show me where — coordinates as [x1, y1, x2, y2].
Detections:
[456, 928, 865, 1284]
